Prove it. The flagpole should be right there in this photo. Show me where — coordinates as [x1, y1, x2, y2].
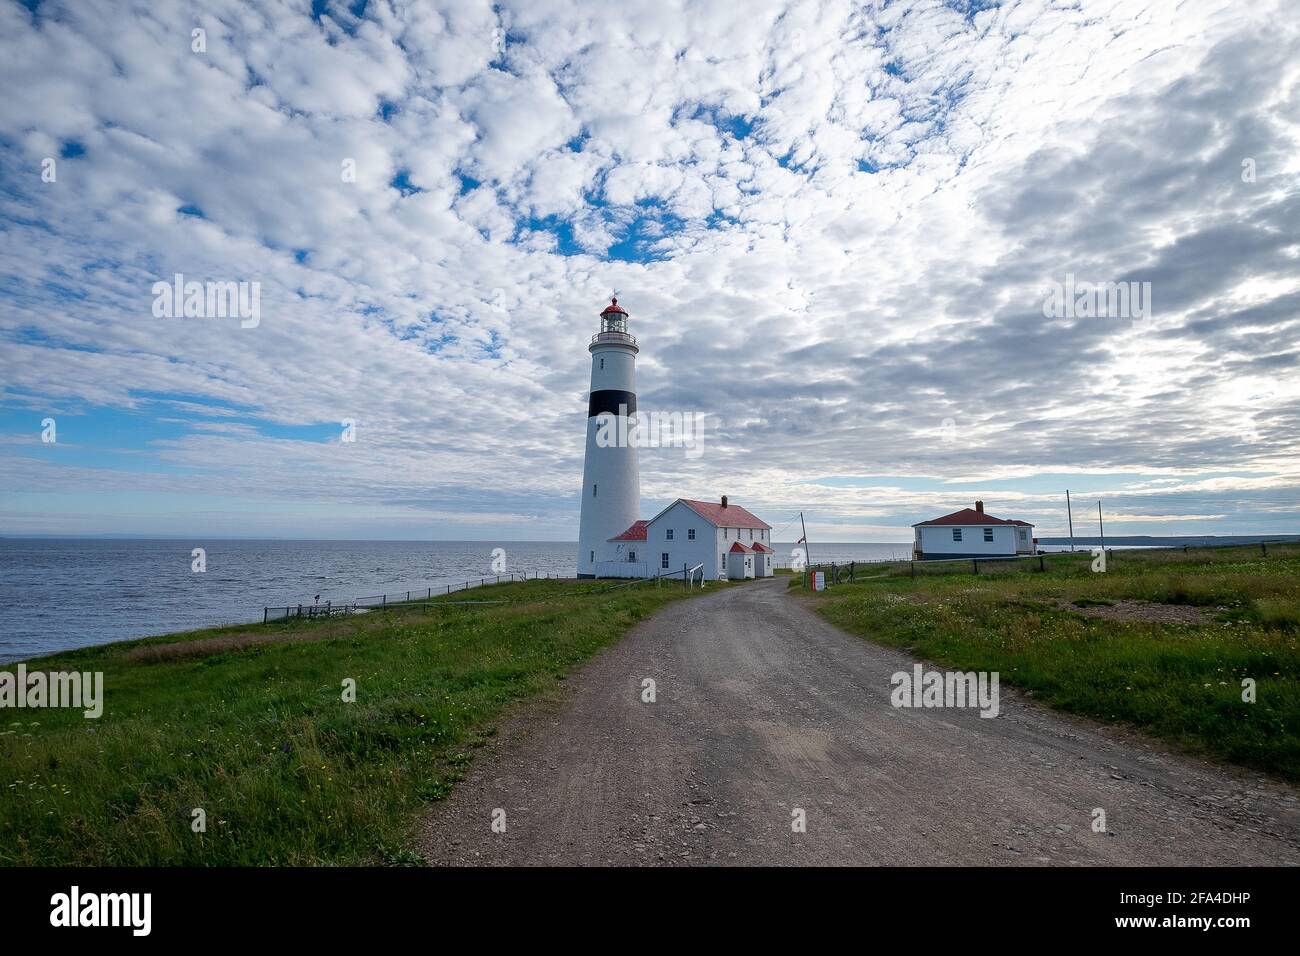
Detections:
[1066, 489, 1075, 552]
[799, 511, 811, 566]
[1097, 499, 1105, 553]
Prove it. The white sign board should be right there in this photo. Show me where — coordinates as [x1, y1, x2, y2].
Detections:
[812, 571, 825, 592]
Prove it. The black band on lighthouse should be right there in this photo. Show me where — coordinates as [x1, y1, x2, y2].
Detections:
[588, 389, 637, 417]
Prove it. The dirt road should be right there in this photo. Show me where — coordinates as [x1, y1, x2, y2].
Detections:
[420, 578, 1300, 865]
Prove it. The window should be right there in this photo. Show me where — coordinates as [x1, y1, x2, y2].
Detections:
[724, 528, 728, 539]
[983, 528, 994, 542]
[600, 358, 604, 369]
[593, 483, 597, 498]
[748, 529, 753, 540]
[666, 529, 674, 540]
[953, 528, 963, 542]
[721, 553, 726, 568]
[629, 550, 636, 562]
[688, 529, 695, 540]
[590, 551, 594, 562]
[661, 553, 670, 569]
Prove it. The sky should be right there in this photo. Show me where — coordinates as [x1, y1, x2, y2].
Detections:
[1, 0, 1298, 543]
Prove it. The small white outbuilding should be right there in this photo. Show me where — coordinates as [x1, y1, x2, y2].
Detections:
[727, 541, 756, 579]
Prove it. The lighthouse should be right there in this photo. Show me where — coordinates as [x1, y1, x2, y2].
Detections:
[577, 297, 641, 578]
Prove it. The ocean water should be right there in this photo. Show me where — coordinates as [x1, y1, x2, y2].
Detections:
[0, 538, 915, 662]
[0, 539, 576, 663]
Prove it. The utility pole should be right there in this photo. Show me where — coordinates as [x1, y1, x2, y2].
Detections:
[1097, 499, 1105, 553]
[1066, 489, 1075, 552]
[799, 511, 811, 566]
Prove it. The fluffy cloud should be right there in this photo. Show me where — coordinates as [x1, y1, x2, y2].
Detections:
[0, 0, 1297, 540]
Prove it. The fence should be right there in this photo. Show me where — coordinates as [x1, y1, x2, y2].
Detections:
[798, 542, 1299, 588]
[263, 569, 564, 622]
[801, 552, 1065, 588]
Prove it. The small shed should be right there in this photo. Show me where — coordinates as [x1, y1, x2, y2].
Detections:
[726, 541, 755, 579]
[749, 540, 774, 577]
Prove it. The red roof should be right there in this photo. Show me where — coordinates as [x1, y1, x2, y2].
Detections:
[728, 541, 752, 553]
[678, 498, 771, 530]
[608, 520, 649, 541]
[749, 541, 774, 553]
[1007, 519, 1033, 526]
[600, 296, 627, 316]
[913, 506, 1032, 527]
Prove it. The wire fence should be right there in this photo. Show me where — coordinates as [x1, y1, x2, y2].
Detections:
[261, 564, 722, 622]
[799, 552, 1066, 588]
[262, 569, 568, 622]
[797, 540, 1298, 588]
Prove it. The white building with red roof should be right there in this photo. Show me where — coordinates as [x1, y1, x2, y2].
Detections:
[911, 500, 1036, 560]
[601, 496, 773, 580]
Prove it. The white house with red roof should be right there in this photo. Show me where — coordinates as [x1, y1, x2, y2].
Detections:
[912, 500, 1036, 560]
[600, 496, 773, 580]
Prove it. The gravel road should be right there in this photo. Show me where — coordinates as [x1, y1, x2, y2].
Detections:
[420, 578, 1300, 865]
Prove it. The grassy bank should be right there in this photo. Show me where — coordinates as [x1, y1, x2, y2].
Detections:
[1, 577, 717, 865]
[796, 545, 1300, 780]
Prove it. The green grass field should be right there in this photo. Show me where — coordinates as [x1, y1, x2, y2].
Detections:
[0, 577, 718, 866]
[796, 544, 1300, 780]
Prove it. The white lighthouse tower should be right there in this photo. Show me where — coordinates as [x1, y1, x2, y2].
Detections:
[577, 297, 641, 578]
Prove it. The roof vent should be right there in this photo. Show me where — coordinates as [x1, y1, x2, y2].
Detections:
[975, 500, 984, 513]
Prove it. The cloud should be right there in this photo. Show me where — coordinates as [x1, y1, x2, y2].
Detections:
[0, 0, 1297, 540]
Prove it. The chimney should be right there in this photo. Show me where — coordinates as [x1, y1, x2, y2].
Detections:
[975, 500, 984, 513]
[721, 495, 729, 508]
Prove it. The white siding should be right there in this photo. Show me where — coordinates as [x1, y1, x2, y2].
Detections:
[647, 501, 718, 578]
[727, 550, 755, 579]
[917, 524, 1018, 557]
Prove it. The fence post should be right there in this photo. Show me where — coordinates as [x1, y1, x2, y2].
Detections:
[850, 560, 855, 582]
[972, 559, 978, 574]
[263, 607, 268, 624]
[1038, 555, 1045, 572]
[1262, 542, 1267, 557]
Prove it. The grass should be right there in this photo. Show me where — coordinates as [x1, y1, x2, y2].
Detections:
[0, 577, 723, 865]
[794, 544, 1300, 781]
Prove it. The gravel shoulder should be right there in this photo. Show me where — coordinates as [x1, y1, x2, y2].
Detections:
[419, 578, 1300, 866]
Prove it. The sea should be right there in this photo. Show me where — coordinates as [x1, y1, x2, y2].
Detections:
[0, 538, 916, 662]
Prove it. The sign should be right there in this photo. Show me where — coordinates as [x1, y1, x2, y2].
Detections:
[812, 571, 825, 591]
